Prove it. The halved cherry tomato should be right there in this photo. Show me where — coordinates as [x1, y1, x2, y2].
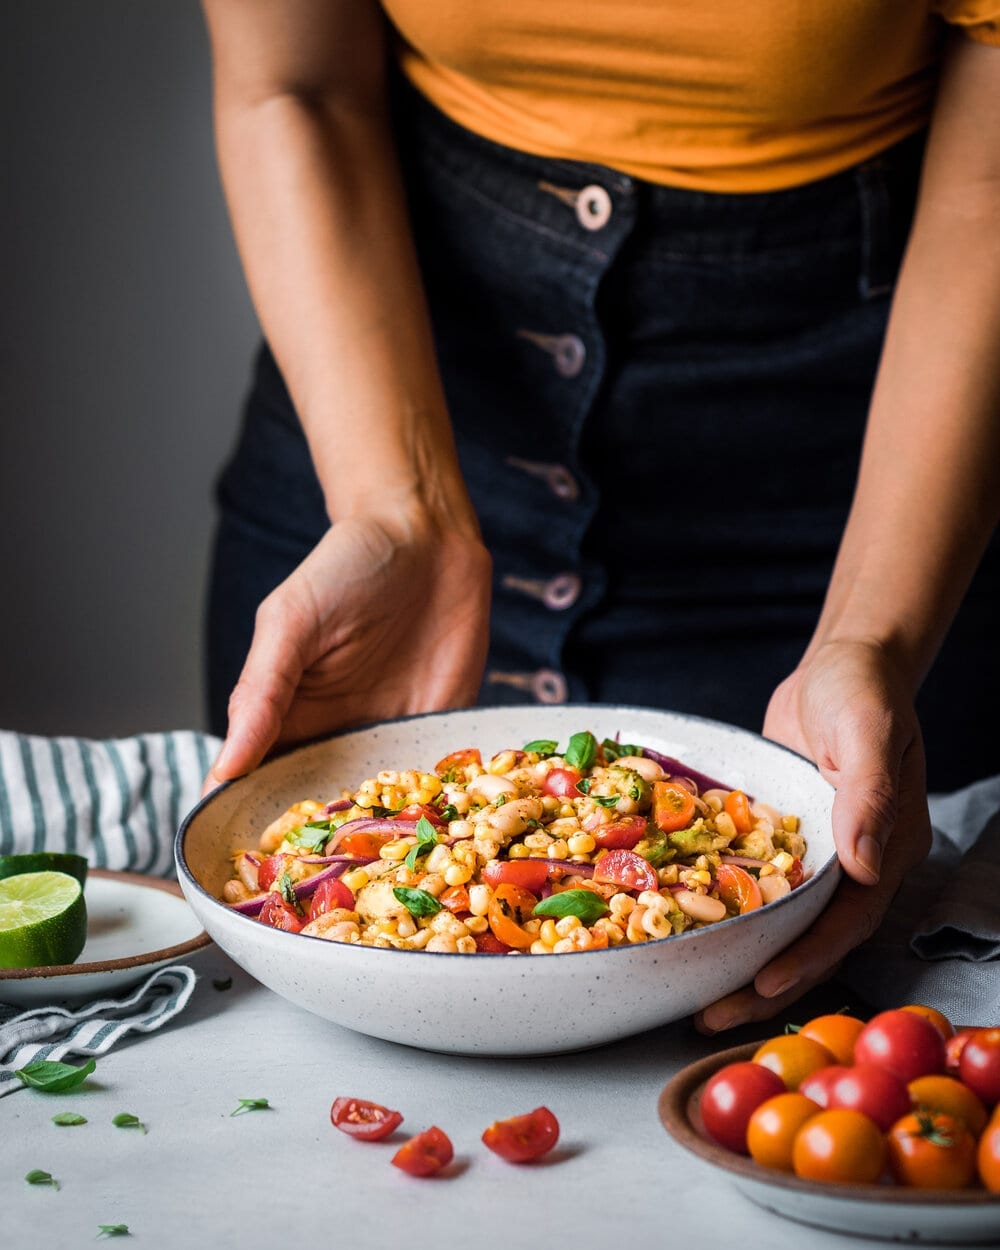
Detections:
[978, 1119, 1000, 1191]
[391, 1126, 454, 1177]
[724, 790, 754, 835]
[392, 803, 445, 826]
[753, 1035, 835, 1091]
[308, 876, 355, 922]
[330, 1096, 403, 1141]
[786, 856, 804, 889]
[700, 1062, 787, 1154]
[258, 894, 303, 933]
[435, 748, 481, 777]
[716, 863, 762, 915]
[792, 1108, 886, 1184]
[482, 1106, 559, 1163]
[651, 781, 696, 833]
[257, 853, 292, 894]
[474, 932, 513, 954]
[591, 815, 648, 850]
[887, 1111, 976, 1189]
[900, 1004, 954, 1040]
[747, 1093, 821, 1172]
[827, 1064, 911, 1132]
[908, 1075, 988, 1137]
[542, 767, 583, 799]
[487, 883, 538, 950]
[438, 885, 471, 914]
[483, 859, 550, 892]
[958, 1028, 1000, 1105]
[853, 1009, 946, 1083]
[592, 848, 658, 893]
[338, 831, 394, 858]
[797, 1014, 866, 1067]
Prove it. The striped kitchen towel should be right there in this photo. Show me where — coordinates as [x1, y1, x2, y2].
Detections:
[0, 964, 197, 1096]
[0, 730, 220, 877]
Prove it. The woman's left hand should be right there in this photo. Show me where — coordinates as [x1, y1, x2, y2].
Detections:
[695, 638, 932, 1033]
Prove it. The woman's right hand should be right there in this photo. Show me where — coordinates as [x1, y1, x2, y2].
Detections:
[205, 509, 491, 789]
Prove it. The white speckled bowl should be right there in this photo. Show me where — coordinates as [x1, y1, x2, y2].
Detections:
[175, 705, 839, 1055]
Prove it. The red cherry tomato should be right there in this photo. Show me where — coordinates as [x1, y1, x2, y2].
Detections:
[652, 781, 697, 833]
[435, 748, 482, 777]
[481, 1107, 560, 1162]
[724, 790, 754, 835]
[543, 768, 584, 799]
[487, 883, 538, 950]
[853, 1009, 946, 1083]
[700, 1062, 787, 1154]
[946, 1029, 982, 1075]
[258, 894, 303, 933]
[338, 831, 394, 858]
[592, 816, 648, 850]
[391, 1126, 454, 1177]
[257, 853, 292, 894]
[799, 1065, 851, 1108]
[308, 876, 355, 922]
[716, 863, 763, 915]
[438, 885, 471, 914]
[827, 1064, 912, 1132]
[474, 932, 513, 954]
[958, 1028, 1000, 1106]
[330, 1097, 403, 1141]
[592, 848, 658, 893]
[392, 803, 445, 826]
[482, 859, 550, 892]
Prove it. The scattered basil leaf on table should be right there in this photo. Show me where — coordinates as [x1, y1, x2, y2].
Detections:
[392, 886, 442, 918]
[523, 739, 558, 756]
[51, 1112, 87, 1127]
[25, 1169, 58, 1188]
[97, 1225, 130, 1238]
[533, 890, 609, 924]
[230, 1098, 270, 1117]
[112, 1113, 146, 1134]
[404, 816, 440, 871]
[564, 731, 598, 772]
[15, 1059, 96, 1092]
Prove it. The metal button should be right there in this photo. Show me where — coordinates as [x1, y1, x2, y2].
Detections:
[575, 184, 612, 231]
[543, 573, 582, 611]
[553, 335, 586, 378]
[532, 669, 568, 704]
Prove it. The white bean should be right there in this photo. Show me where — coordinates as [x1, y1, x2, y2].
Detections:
[673, 889, 727, 924]
[467, 774, 517, 802]
[613, 755, 664, 783]
[758, 874, 791, 904]
[485, 796, 543, 837]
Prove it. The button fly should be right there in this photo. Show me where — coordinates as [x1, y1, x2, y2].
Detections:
[553, 335, 586, 378]
[575, 185, 612, 231]
[505, 457, 580, 503]
[532, 670, 568, 704]
[543, 573, 581, 610]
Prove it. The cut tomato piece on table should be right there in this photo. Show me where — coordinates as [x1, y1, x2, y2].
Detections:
[308, 876, 355, 921]
[487, 883, 538, 950]
[331, 1097, 403, 1141]
[592, 848, 658, 893]
[482, 860, 549, 892]
[482, 1106, 560, 1163]
[651, 781, 696, 833]
[716, 863, 762, 915]
[258, 894, 303, 933]
[542, 768, 583, 799]
[391, 1126, 454, 1177]
[591, 815, 647, 850]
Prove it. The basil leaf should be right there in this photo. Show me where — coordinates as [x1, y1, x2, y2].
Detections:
[230, 1098, 270, 1116]
[285, 824, 332, 852]
[277, 871, 298, 907]
[25, 1169, 58, 1189]
[523, 739, 558, 756]
[392, 886, 443, 918]
[601, 738, 642, 763]
[15, 1059, 96, 1092]
[404, 816, 440, 871]
[564, 731, 598, 772]
[97, 1225, 130, 1238]
[439, 804, 460, 823]
[112, 1113, 146, 1134]
[594, 795, 620, 808]
[533, 890, 609, 924]
[51, 1112, 87, 1127]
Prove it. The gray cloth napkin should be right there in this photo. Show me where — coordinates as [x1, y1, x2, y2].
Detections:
[0, 964, 197, 1096]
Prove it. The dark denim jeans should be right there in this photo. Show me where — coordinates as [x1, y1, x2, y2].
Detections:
[207, 85, 998, 790]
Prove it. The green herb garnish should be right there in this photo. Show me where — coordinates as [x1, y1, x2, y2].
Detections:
[575, 777, 592, 795]
[285, 823, 333, 853]
[97, 1225, 130, 1238]
[25, 1169, 58, 1189]
[112, 1113, 146, 1134]
[277, 872, 299, 908]
[230, 1098, 270, 1116]
[601, 738, 642, 762]
[51, 1112, 87, 1127]
[523, 739, 558, 756]
[15, 1059, 96, 1092]
[392, 886, 443, 918]
[438, 804, 460, 823]
[533, 890, 609, 924]
[564, 731, 598, 772]
[404, 816, 440, 871]
[594, 795, 620, 808]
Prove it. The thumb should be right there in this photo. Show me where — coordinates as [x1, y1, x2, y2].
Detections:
[827, 708, 906, 886]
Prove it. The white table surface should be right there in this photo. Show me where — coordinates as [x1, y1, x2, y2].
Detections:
[5, 945, 995, 1250]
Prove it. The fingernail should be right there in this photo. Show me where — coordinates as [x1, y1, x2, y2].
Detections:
[759, 976, 799, 1000]
[701, 1008, 749, 1033]
[857, 834, 882, 882]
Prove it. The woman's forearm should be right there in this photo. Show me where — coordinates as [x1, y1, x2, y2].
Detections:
[204, 0, 478, 536]
[806, 37, 1000, 690]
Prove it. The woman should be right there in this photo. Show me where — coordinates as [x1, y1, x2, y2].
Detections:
[200, 1, 1000, 1031]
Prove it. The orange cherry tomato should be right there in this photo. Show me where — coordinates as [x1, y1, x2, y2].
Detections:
[753, 1034, 837, 1091]
[792, 1109, 886, 1185]
[797, 1014, 866, 1067]
[907, 1075, 988, 1137]
[724, 790, 754, 836]
[901, 1004, 955, 1040]
[338, 831, 394, 858]
[977, 1119, 1000, 1192]
[716, 863, 762, 915]
[651, 781, 696, 833]
[887, 1111, 977, 1190]
[746, 1093, 821, 1172]
[434, 748, 482, 778]
[439, 885, 471, 914]
[391, 1126, 454, 1177]
[487, 883, 538, 950]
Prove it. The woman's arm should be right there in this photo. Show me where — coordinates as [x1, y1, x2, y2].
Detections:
[201, 0, 491, 783]
[700, 34, 1000, 1030]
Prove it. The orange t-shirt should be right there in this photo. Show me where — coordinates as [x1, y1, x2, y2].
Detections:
[383, 0, 1000, 191]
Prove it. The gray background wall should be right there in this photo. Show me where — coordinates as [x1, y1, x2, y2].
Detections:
[1, 2, 257, 738]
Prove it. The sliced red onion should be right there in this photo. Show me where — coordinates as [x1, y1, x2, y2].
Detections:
[324, 816, 410, 852]
[230, 861, 353, 917]
[323, 798, 353, 814]
[298, 854, 378, 865]
[243, 852, 261, 867]
[719, 853, 770, 868]
[637, 746, 747, 799]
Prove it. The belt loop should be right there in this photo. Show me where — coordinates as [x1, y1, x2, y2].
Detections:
[854, 158, 893, 301]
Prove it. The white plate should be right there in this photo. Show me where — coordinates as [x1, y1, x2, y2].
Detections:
[0, 869, 211, 1006]
[658, 1043, 1000, 1244]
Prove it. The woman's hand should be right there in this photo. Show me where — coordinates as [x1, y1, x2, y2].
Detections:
[205, 510, 491, 789]
[695, 638, 932, 1032]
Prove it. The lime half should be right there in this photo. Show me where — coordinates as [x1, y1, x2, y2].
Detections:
[0, 852, 88, 887]
[0, 871, 88, 969]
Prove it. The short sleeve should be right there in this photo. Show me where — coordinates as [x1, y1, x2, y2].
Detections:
[933, 0, 1000, 45]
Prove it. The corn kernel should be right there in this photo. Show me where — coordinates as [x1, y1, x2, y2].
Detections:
[425, 843, 451, 872]
[419, 873, 446, 897]
[555, 915, 582, 937]
[524, 831, 553, 850]
[396, 913, 417, 939]
[714, 811, 737, 838]
[782, 815, 800, 834]
[444, 863, 472, 887]
[691, 869, 712, 886]
[507, 842, 530, 859]
[456, 936, 478, 954]
[488, 750, 518, 775]
[771, 850, 795, 874]
[530, 940, 552, 955]
[340, 868, 370, 893]
[379, 840, 412, 861]
[540, 919, 559, 947]
[758, 863, 775, 877]
[547, 839, 570, 860]
[468, 884, 491, 915]
[464, 915, 488, 935]
[558, 802, 576, 818]
[567, 832, 596, 855]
